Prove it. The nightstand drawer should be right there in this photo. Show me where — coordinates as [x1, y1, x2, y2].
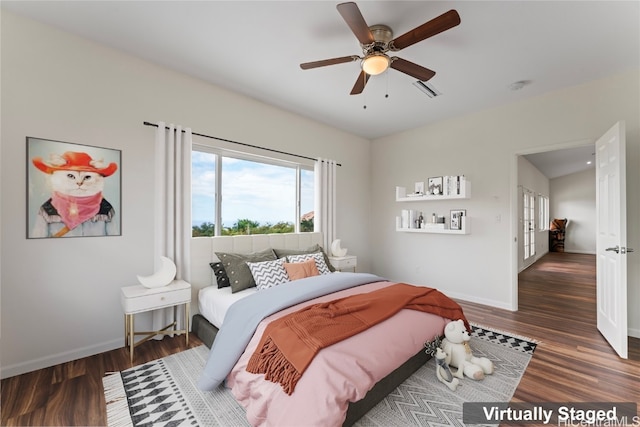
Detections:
[329, 256, 357, 271]
[121, 280, 191, 314]
[338, 257, 356, 268]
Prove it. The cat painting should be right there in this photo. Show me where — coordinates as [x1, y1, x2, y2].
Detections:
[31, 151, 119, 238]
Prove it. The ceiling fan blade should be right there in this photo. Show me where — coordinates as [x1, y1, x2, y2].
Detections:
[300, 56, 359, 70]
[390, 9, 461, 51]
[350, 70, 370, 95]
[390, 57, 436, 81]
[337, 2, 375, 45]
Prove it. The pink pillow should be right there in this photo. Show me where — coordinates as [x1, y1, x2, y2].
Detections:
[284, 259, 320, 280]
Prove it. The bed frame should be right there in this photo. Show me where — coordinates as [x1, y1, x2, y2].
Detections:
[189, 232, 430, 426]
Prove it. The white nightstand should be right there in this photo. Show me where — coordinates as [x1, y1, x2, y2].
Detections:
[329, 255, 357, 272]
[121, 279, 191, 363]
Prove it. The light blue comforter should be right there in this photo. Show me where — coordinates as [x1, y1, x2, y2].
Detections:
[197, 272, 383, 390]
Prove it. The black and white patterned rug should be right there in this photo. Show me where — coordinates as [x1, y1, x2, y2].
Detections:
[357, 325, 537, 426]
[103, 324, 537, 427]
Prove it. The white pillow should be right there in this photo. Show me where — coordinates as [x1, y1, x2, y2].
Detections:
[287, 252, 331, 275]
[246, 258, 290, 291]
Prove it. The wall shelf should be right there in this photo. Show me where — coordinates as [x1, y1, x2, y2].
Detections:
[395, 177, 470, 235]
[396, 180, 470, 201]
[396, 217, 470, 235]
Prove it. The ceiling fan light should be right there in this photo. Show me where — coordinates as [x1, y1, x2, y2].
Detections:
[362, 54, 389, 76]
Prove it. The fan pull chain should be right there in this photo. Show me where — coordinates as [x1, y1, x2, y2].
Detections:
[361, 72, 391, 109]
[363, 73, 368, 109]
[385, 71, 390, 99]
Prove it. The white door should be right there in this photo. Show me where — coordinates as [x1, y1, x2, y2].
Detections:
[596, 121, 629, 359]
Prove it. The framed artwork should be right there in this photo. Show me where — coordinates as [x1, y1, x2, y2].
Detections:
[450, 209, 466, 230]
[414, 181, 425, 195]
[27, 137, 121, 238]
[427, 176, 443, 195]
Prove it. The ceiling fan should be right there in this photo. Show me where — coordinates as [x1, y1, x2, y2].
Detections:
[300, 2, 461, 95]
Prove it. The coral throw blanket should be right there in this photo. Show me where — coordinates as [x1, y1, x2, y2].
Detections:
[246, 283, 468, 394]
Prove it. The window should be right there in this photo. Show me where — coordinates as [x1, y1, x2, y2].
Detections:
[523, 188, 536, 260]
[191, 146, 314, 236]
[538, 194, 549, 231]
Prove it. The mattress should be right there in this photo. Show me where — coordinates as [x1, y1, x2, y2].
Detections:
[198, 286, 257, 329]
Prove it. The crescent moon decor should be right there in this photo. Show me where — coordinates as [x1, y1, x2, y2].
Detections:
[330, 239, 348, 257]
[137, 256, 177, 288]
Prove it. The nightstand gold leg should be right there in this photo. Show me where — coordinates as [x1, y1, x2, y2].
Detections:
[185, 302, 190, 346]
[129, 314, 134, 364]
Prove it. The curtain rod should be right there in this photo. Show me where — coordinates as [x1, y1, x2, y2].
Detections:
[143, 121, 341, 167]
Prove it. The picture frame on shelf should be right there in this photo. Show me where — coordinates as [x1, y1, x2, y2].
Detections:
[450, 209, 466, 230]
[414, 181, 425, 195]
[427, 176, 443, 195]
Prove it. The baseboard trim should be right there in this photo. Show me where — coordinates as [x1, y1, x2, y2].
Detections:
[444, 290, 515, 311]
[563, 249, 596, 255]
[628, 327, 640, 339]
[0, 338, 123, 380]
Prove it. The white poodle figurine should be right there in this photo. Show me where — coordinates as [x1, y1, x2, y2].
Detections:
[435, 347, 460, 391]
[441, 319, 494, 380]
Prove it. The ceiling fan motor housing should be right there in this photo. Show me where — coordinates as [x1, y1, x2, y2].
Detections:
[369, 25, 393, 43]
[362, 24, 393, 53]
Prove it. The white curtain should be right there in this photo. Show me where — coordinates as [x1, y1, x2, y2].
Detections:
[152, 121, 192, 336]
[314, 158, 337, 251]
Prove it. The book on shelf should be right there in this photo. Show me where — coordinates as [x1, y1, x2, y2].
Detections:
[443, 175, 465, 196]
[400, 209, 427, 229]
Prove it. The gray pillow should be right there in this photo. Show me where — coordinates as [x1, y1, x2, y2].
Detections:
[273, 244, 336, 272]
[209, 261, 230, 289]
[215, 248, 277, 293]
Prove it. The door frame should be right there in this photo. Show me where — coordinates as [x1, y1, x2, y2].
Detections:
[510, 138, 595, 310]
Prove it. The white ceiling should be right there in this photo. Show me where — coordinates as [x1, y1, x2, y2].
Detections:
[523, 145, 595, 180]
[3, 1, 639, 144]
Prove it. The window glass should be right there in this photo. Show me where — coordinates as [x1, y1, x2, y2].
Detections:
[191, 151, 216, 236]
[523, 189, 536, 260]
[300, 168, 315, 232]
[539, 195, 549, 231]
[221, 157, 296, 235]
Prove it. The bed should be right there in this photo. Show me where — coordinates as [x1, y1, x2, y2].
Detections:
[189, 233, 465, 426]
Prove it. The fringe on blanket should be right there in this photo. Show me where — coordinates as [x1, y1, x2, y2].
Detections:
[102, 372, 133, 427]
[246, 336, 302, 395]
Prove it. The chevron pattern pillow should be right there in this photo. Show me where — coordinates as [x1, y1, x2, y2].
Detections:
[247, 258, 290, 291]
[287, 252, 331, 275]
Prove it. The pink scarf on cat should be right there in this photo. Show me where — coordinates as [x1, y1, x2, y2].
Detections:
[51, 191, 103, 231]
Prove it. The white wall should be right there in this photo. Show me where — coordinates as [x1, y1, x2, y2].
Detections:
[549, 168, 596, 254]
[0, 11, 371, 378]
[371, 69, 640, 337]
[517, 156, 550, 271]
[2, 10, 639, 379]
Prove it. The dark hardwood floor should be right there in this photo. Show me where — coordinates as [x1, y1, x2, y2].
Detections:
[1, 334, 204, 427]
[2, 251, 639, 426]
[459, 252, 640, 405]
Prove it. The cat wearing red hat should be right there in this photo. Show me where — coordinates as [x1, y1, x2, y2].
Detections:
[31, 151, 118, 238]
